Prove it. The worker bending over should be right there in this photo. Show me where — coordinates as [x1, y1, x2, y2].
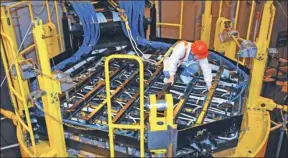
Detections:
[163, 40, 212, 89]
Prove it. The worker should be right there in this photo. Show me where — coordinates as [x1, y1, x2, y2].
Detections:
[163, 40, 212, 89]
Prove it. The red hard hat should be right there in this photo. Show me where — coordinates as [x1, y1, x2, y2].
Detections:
[191, 40, 209, 59]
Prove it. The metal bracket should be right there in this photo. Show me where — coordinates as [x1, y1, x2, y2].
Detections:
[12, 59, 38, 80]
[54, 71, 75, 92]
[238, 40, 257, 58]
[267, 48, 278, 57]
[28, 90, 46, 100]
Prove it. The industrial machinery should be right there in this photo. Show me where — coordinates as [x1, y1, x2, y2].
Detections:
[0, 1, 287, 157]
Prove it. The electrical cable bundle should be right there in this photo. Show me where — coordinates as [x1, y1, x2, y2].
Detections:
[119, 1, 171, 49]
[53, 1, 100, 71]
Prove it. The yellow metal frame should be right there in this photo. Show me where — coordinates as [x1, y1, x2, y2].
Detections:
[149, 94, 176, 156]
[43, 22, 61, 58]
[200, 1, 212, 46]
[1, 16, 67, 156]
[32, 19, 67, 156]
[1, 32, 37, 155]
[195, 65, 224, 126]
[3, 1, 64, 54]
[233, 2, 277, 157]
[156, 1, 184, 39]
[212, 1, 256, 66]
[104, 54, 145, 157]
[149, 94, 175, 130]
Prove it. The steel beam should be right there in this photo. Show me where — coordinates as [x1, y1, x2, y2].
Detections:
[194, 65, 225, 126]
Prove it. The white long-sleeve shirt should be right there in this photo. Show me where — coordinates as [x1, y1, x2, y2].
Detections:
[163, 41, 213, 88]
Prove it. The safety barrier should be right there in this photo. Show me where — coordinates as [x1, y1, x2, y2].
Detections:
[1, 33, 37, 155]
[104, 54, 145, 157]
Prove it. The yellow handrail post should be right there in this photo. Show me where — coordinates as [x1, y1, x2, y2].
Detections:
[233, 1, 240, 29]
[1, 7, 31, 112]
[45, 0, 51, 23]
[247, 1, 255, 39]
[200, 1, 212, 46]
[32, 19, 67, 156]
[105, 54, 145, 157]
[179, 0, 184, 39]
[218, 1, 223, 18]
[1, 33, 37, 155]
[28, 1, 34, 21]
[54, 0, 64, 52]
[156, 1, 184, 39]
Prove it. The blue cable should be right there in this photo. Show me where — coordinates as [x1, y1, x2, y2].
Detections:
[119, 1, 171, 49]
[80, 1, 94, 46]
[88, 1, 100, 43]
[86, 1, 100, 43]
[53, 1, 101, 71]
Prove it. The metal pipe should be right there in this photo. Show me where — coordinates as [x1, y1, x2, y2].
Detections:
[253, 12, 260, 42]
[28, 1, 34, 21]
[276, 113, 287, 157]
[7, 2, 26, 9]
[270, 123, 283, 132]
[194, 65, 224, 126]
[246, 1, 255, 39]
[156, 23, 181, 27]
[0, 144, 19, 151]
[174, 76, 198, 119]
[179, 0, 184, 39]
[267, 5, 275, 42]
[54, 0, 64, 52]
[233, 1, 240, 28]
[19, 44, 35, 55]
[45, 0, 51, 23]
[218, 1, 223, 17]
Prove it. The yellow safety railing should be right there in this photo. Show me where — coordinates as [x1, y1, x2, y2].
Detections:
[218, 1, 223, 18]
[156, 1, 184, 39]
[1, 33, 37, 154]
[54, 0, 64, 51]
[247, 1, 256, 40]
[5, 1, 64, 53]
[104, 54, 145, 157]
